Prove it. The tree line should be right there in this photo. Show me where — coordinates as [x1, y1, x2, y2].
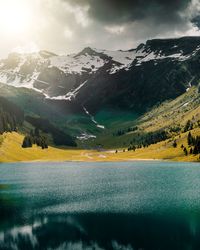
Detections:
[25, 116, 77, 147]
[113, 126, 138, 136]
[0, 97, 24, 134]
[187, 132, 200, 155]
[128, 130, 169, 150]
[22, 128, 48, 149]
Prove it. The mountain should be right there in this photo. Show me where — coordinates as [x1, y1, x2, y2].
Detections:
[1, 37, 200, 111]
[0, 47, 132, 98]
[0, 36, 200, 147]
[75, 37, 200, 113]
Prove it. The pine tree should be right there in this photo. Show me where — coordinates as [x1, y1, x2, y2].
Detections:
[184, 120, 193, 132]
[34, 127, 40, 137]
[193, 145, 198, 155]
[22, 136, 33, 148]
[173, 140, 177, 148]
[187, 132, 193, 145]
[183, 147, 188, 156]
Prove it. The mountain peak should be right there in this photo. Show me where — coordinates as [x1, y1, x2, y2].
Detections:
[75, 47, 99, 57]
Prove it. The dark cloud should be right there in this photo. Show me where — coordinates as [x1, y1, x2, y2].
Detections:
[65, 0, 191, 24]
[191, 15, 200, 29]
[0, 0, 199, 58]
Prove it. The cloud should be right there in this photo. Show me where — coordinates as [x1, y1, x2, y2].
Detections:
[64, 0, 191, 25]
[64, 27, 73, 39]
[191, 15, 200, 29]
[189, 0, 200, 29]
[63, 2, 91, 27]
[105, 25, 125, 35]
[1, 0, 200, 58]
[57, 0, 200, 51]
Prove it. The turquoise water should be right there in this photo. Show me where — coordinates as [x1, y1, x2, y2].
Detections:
[0, 161, 200, 249]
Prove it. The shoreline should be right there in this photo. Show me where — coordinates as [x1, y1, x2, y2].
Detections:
[0, 158, 163, 164]
[0, 158, 198, 164]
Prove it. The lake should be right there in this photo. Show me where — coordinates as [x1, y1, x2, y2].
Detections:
[0, 161, 200, 250]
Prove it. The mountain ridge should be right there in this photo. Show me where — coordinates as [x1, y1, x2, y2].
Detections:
[1, 36, 199, 99]
[0, 36, 200, 148]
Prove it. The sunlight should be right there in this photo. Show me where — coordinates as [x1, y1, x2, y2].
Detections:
[0, 0, 33, 35]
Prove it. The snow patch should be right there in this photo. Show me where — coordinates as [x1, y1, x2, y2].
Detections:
[49, 81, 88, 101]
[83, 106, 105, 129]
[77, 133, 96, 140]
[96, 48, 137, 73]
[50, 54, 106, 74]
[182, 102, 189, 107]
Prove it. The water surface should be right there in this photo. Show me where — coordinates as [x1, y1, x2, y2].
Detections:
[0, 161, 200, 249]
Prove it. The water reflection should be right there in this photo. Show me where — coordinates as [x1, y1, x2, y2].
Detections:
[1, 161, 200, 249]
[1, 212, 200, 250]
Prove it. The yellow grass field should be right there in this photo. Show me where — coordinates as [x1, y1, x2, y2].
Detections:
[0, 130, 199, 163]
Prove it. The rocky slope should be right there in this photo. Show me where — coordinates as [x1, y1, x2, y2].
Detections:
[0, 36, 200, 143]
[1, 37, 200, 112]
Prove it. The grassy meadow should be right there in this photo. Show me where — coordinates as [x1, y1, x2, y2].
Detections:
[0, 130, 199, 163]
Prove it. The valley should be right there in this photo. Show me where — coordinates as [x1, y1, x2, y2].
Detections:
[0, 36, 200, 162]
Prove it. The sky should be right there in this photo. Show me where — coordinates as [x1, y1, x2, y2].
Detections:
[0, 0, 200, 57]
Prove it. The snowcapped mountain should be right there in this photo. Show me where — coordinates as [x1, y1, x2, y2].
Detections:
[1, 36, 200, 115]
[0, 47, 136, 98]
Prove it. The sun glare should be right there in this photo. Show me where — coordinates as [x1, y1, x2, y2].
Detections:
[0, 0, 32, 35]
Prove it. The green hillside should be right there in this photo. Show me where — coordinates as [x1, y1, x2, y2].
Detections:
[86, 86, 200, 149]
